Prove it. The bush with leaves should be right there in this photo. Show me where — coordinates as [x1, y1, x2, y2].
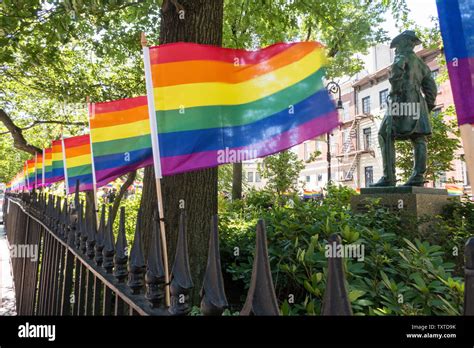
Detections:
[219, 185, 467, 315]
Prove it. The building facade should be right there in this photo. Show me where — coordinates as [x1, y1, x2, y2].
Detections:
[244, 44, 470, 192]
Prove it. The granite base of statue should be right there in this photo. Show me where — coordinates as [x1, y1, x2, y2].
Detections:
[350, 186, 455, 232]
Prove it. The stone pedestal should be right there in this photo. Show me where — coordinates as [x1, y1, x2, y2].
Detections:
[351, 187, 456, 232]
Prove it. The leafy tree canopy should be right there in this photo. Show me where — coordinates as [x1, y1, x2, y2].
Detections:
[0, 0, 408, 182]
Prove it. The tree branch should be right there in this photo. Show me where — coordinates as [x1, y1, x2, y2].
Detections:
[0, 109, 41, 155]
[21, 120, 87, 131]
[109, 170, 137, 227]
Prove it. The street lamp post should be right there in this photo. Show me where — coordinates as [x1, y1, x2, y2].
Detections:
[326, 81, 344, 185]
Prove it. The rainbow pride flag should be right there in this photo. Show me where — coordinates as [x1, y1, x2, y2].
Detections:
[303, 189, 322, 199]
[43, 147, 53, 186]
[26, 159, 35, 190]
[437, 0, 474, 126]
[35, 152, 43, 187]
[445, 184, 464, 196]
[8, 170, 26, 191]
[88, 96, 152, 187]
[51, 139, 65, 184]
[62, 135, 94, 193]
[144, 41, 338, 176]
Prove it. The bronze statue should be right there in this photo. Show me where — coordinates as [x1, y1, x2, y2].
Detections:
[371, 30, 438, 187]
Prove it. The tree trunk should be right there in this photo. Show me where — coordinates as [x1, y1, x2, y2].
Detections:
[139, 0, 223, 305]
[232, 163, 243, 200]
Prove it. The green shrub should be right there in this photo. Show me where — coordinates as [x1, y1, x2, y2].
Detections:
[219, 185, 468, 316]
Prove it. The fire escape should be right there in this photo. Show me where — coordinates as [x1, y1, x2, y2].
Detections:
[337, 114, 376, 183]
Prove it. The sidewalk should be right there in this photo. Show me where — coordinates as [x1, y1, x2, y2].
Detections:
[0, 213, 16, 316]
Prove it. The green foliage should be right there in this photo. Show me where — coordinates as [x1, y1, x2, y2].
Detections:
[395, 106, 462, 183]
[218, 164, 234, 194]
[112, 190, 142, 245]
[219, 185, 467, 315]
[258, 151, 305, 196]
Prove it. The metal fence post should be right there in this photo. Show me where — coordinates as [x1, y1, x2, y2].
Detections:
[464, 236, 474, 315]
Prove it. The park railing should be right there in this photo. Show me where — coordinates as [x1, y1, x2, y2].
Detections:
[2, 184, 282, 316]
[2, 185, 473, 316]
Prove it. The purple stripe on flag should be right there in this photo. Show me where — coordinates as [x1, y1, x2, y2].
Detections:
[95, 157, 153, 188]
[447, 56, 474, 125]
[68, 182, 94, 194]
[161, 110, 339, 175]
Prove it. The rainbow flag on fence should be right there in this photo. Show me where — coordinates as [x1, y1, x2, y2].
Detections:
[51, 139, 65, 184]
[88, 96, 153, 187]
[43, 147, 53, 186]
[8, 171, 25, 191]
[26, 159, 35, 189]
[143, 41, 339, 177]
[62, 134, 94, 193]
[35, 152, 43, 187]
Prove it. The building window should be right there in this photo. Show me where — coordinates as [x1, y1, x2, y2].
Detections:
[317, 174, 323, 182]
[255, 172, 261, 183]
[247, 171, 254, 182]
[379, 89, 389, 109]
[362, 96, 371, 114]
[304, 142, 310, 161]
[342, 102, 351, 121]
[306, 175, 311, 183]
[364, 166, 373, 187]
[316, 141, 323, 156]
[363, 127, 371, 150]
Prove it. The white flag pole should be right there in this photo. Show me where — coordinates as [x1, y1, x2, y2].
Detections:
[42, 148, 46, 187]
[141, 32, 171, 307]
[86, 96, 99, 221]
[25, 161, 29, 191]
[34, 151, 38, 189]
[61, 136, 70, 196]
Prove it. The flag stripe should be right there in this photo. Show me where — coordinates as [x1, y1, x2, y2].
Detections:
[91, 119, 150, 143]
[92, 134, 152, 157]
[153, 49, 326, 110]
[158, 88, 333, 157]
[95, 157, 153, 188]
[152, 42, 318, 87]
[90, 104, 149, 128]
[446, 57, 474, 125]
[94, 147, 152, 171]
[437, 0, 474, 60]
[161, 110, 338, 175]
[157, 68, 324, 133]
[149, 41, 323, 65]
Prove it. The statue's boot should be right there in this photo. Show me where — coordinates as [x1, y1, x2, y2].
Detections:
[402, 136, 426, 187]
[370, 125, 396, 187]
[371, 176, 395, 187]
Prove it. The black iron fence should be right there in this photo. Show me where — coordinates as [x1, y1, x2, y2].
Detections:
[2, 184, 284, 316]
[2, 186, 473, 316]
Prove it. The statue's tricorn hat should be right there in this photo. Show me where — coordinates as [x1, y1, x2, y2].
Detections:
[390, 30, 422, 48]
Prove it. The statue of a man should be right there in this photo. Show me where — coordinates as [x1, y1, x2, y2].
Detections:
[371, 30, 438, 187]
